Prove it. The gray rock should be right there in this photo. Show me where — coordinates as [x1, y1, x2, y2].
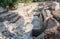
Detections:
[34, 10, 41, 16]
[2, 31, 14, 37]
[0, 23, 6, 31]
[57, 33, 60, 39]
[32, 16, 41, 29]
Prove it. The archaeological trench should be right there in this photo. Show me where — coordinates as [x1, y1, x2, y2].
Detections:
[0, 2, 60, 39]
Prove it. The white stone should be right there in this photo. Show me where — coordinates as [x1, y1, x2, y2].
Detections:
[52, 2, 60, 10]
[55, 2, 60, 10]
[3, 21, 14, 33]
[25, 23, 33, 33]
[45, 10, 53, 18]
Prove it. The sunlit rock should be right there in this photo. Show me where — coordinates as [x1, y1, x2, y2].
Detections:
[52, 2, 60, 10]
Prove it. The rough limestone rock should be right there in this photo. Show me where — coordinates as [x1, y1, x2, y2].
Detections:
[38, 18, 59, 39]
[0, 7, 7, 13]
[34, 10, 41, 16]
[0, 2, 60, 39]
[45, 10, 53, 18]
[55, 2, 60, 10]
[53, 10, 60, 22]
[32, 16, 41, 29]
[52, 2, 60, 10]
[0, 23, 6, 31]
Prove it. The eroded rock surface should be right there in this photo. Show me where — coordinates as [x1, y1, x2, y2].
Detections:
[0, 2, 60, 39]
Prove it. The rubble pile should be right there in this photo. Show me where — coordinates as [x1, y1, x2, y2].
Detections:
[38, 2, 60, 39]
[0, 2, 60, 39]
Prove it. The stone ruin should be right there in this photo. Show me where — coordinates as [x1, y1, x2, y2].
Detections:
[0, 1, 60, 39]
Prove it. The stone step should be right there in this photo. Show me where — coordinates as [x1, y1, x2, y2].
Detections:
[53, 10, 60, 22]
